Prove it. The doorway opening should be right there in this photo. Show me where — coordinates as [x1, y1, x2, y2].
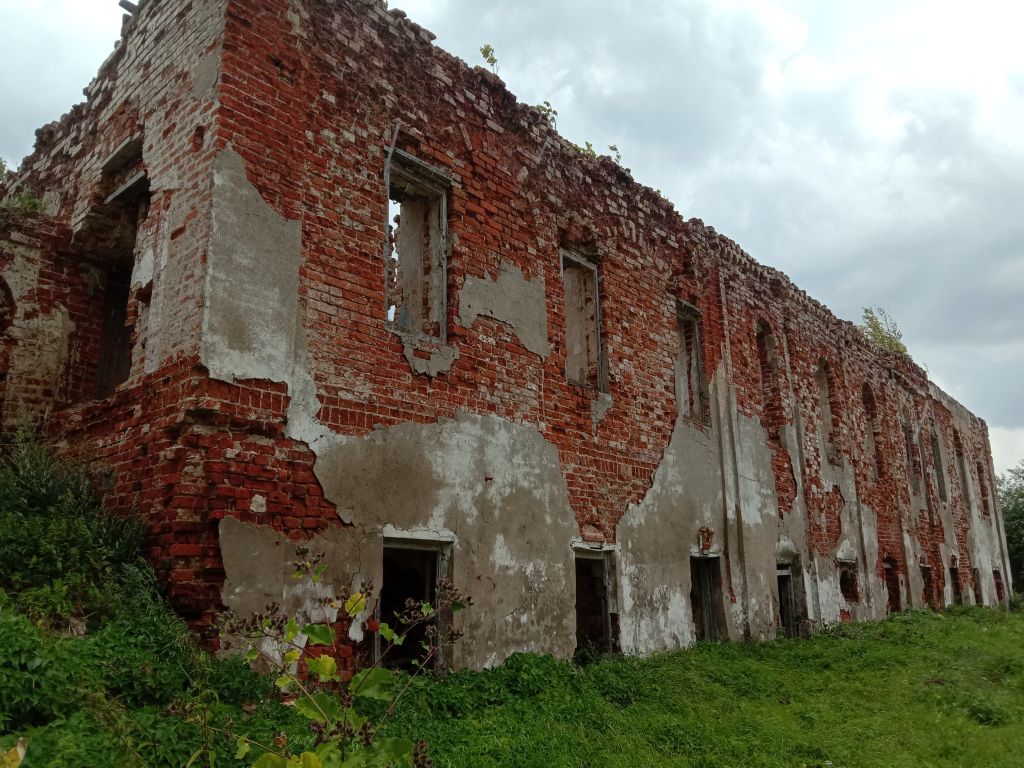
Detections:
[921, 564, 935, 609]
[949, 566, 962, 605]
[884, 558, 902, 613]
[777, 565, 798, 638]
[690, 556, 725, 642]
[575, 552, 613, 656]
[379, 543, 444, 670]
[993, 570, 1005, 603]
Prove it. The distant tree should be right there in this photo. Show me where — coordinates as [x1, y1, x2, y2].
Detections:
[997, 460, 1024, 590]
[0, 158, 7, 176]
[861, 306, 909, 355]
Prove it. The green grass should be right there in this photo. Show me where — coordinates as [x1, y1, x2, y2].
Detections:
[387, 607, 1024, 768]
[4, 607, 1024, 767]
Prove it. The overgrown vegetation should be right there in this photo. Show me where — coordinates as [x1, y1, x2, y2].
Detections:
[388, 609, 1024, 768]
[479, 44, 497, 74]
[998, 459, 1024, 587]
[861, 306, 909, 355]
[0, 431, 145, 631]
[3, 436, 1023, 767]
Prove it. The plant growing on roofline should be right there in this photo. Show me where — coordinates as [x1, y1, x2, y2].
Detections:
[479, 43, 498, 73]
[860, 306, 908, 356]
[196, 547, 471, 768]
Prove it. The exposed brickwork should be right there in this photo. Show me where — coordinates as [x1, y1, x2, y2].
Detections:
[0, 0, 1011, 659]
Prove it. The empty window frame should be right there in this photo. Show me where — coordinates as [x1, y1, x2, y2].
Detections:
[561, 250, 607, 390]
[385, 150, 448, 339]
[862, 383, 884, 479]
[815, 359, 839, 465]
[676, 300, 709, 424]
[972, 567, 982, 604]
[977, 461, 991, 515]
[378, 541, 449, 670]
[94, 265, 134, 398]
[954, 431, 971, 507]
[993, 570, 1005, 602]
[690, 556, 725, 642]
[930, 425, 947, 502]
[574, 551, 614, 655]
[902, 409, 922, 494]
[755, 320, 784, 436]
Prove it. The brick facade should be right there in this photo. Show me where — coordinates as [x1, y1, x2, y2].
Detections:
[0, 0, 1011, 668]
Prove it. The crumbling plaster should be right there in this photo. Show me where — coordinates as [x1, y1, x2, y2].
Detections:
[205, 149, 578, 668]
[0, 235, 74, 428]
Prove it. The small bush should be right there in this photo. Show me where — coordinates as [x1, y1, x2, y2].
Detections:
[0, 431, 144, 629]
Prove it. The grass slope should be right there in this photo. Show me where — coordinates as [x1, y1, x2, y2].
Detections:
[389, 607, 1024, 768]
[3, 607, 1023, 767]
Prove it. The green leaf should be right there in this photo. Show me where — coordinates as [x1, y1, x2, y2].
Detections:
[338, 739, 416, 768]
[344, 592, 367, 618]
[312, 563, 328, 584]
[283, 649, 302, 665]
[307, 654, 339, 682]
[349, 667, 396, 701]
[235, 738, 251, 760]
[284, 617, 300, 643]
[420, 602, 432, 616]
[300, 753, 325, 768]
[252, 754, 289, 768]
[293, 691, 344, 725]
[378, 622, 399, 643]
[303, 623, 335, 647]
[275, 675, 292, 691]
[314, 743, 342, 768]
[244, 647, 260, 662]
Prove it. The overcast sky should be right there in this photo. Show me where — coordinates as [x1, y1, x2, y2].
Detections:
[2, 0, 1022, 473]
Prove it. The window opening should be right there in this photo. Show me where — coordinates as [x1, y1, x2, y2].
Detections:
[776, 565, 797, 638]
[862, 383, 884, 479]
[379, 544, 442, 670]
[80, 148, 149, 401]
[561, 250, 606, 390]
[954, 431, 970, 507]
[676, 300, 709, 424]
[755, 320, 783, 437]
[977, 461, 991, 515]
[902, 409, 920, 493]
[839, 565, 860, 603]
[94, 265, 133, 398]
[815, 359, 838, 465]
[972, 568, 982, 604]
[690, 556, 724, 642]
[949, 566, 962, 605]
[884, 558, 902, 613]
[930, 425, 947, 502]
[385, 150, 448, 339]
[574, 553, 612, 655]
[993, 570, 1005, 602]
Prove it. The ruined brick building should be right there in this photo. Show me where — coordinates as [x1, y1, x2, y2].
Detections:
[0, 0, 1012, 669]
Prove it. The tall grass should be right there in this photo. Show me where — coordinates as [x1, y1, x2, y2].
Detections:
[389, 607, 1024, 768]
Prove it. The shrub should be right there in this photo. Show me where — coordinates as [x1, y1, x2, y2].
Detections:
[0, 431, 144, 629]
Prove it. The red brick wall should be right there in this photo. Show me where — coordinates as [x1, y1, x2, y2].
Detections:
[0, 0, 1007, 639]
